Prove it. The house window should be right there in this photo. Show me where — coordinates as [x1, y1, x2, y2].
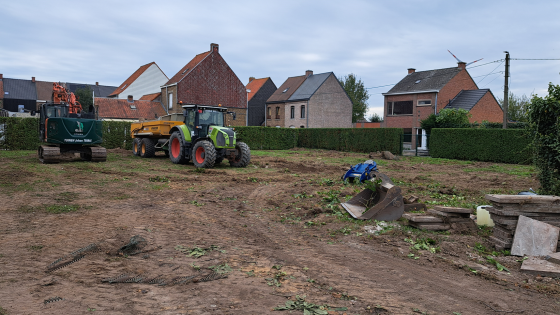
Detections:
[275, 106, 280, 119]
[267, 107, 271, 119]
[387, 101, 413, 115]
[290, 106, 295, 119]
[168, 93, 173, 110]
[301, 105, 305, 118]
[418, 100, 431, 106]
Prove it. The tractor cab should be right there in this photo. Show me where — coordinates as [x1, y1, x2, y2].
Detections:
[181, 104, 235, 141]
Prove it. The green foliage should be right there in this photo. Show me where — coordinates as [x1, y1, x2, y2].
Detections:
[430, 128, 531, 164]
[298, 128, 403, 154]
[75, 86, 94, 112]
[274, 295, 347, 314]
[420, 114, 438, 133]
[527, 83, 560, 195]
[234, 126, 298, 150]
[0, 117, 40, 150]
[339, 73, 369, 123]
[420, 108, 471, 134]
[101, 121, 133, 150]
[498, 91, 531, 122]
[368, 112, 383, 122]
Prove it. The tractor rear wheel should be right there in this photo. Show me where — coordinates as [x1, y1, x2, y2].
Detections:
[192, 140, 216, 168]
[169, 131, 188, 164]
[140, 138, 156, 158]
[229, 141, 251, 167]
[132, 138, 141, 156]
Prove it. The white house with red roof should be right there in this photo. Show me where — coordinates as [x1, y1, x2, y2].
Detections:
[108, 62, 168, 100]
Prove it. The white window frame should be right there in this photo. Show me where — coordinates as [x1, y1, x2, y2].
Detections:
[168, 93, 173, 109]
[417, 100, 432, 106]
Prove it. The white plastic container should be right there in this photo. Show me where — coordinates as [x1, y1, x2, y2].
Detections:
[476, 205, 494, 227]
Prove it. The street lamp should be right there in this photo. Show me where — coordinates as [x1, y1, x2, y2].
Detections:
[246, 89, 251, 126]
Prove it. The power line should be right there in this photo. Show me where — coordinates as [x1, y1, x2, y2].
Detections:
[511, 58, 560, 60]
[477, 61, 505, 85]
[467, 59, 503, 69]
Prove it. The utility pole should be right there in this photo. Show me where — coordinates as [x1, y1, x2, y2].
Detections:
[503, 51, 510, 129]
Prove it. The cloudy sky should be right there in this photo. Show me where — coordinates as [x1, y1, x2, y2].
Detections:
[1, 0, 559, 118]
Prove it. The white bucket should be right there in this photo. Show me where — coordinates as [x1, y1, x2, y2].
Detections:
[476, 205, 494, 227]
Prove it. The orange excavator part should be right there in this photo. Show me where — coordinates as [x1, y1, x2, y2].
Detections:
[52, 82, 83, 114]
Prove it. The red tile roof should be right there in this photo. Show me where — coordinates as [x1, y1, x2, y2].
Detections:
[95, 98, 166, 120]
[139, 92, 161, 101]
[246, 78, 269, 101]
[266, 75, 306, 103]
[36, 80, 55, 101]
[109, 62, 158, 97]
[165, 51, 211, 86]
[0, 80, 3, 100]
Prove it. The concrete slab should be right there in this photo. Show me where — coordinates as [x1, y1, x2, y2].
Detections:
[521, 256, 560, 277]
[546, 252, 560, 265]
[511, 215, 560, 257]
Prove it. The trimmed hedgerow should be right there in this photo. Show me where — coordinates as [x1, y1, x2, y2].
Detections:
[429, 128, 531, 164]
[234, 127, 298, 150]
[0, 117, 40, 150]
[101, 121, 133, 150]
[298, 128, 403, 154]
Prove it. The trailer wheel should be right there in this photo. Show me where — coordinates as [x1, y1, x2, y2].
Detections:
[192, 140, 216, 168]
[140, 138, 156, 158]
[229, 142, 251, 167]
[132, 138, 142, 156]
[169, 131, 189, 164]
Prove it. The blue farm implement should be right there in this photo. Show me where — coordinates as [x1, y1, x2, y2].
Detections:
[342, 160, 378, 183]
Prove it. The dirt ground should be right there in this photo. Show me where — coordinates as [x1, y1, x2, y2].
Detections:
[0, 148, 558, 315]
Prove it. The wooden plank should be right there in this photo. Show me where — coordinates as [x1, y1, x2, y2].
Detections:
[493, 227, 513, 241]
[511, 216, 560, 257]
[402, 213, 443, 223]
[485, 194, 560, 204]
[433, 206, 473, 214]
[427, 209, 469, 218]
[521, 257, 560, 278]
[546, 252, 560, 266]
[487, 206, 560, 216]
[489, 236, 512, 249]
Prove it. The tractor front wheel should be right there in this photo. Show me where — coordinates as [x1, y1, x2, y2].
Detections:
[169, 131, 188, 164]
[192, 140, 216, 168]
[229, 141, 251, 167]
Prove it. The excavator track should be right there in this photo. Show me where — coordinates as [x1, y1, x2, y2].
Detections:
[89, 146, 107, 162]
[38, 145, 61, 164]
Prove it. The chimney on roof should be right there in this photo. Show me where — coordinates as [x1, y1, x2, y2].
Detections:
[457, 61, 466, 70]
[96, 82, 99, 86]
[0, 73, 3, 79]
[127, 95, 133, 102]
[210, 43, 219, 53]
[305, 70, 313, 77]
[249, 76, 255, 83]
[32, 77, 35, 83]
[408, 68, 416, 74]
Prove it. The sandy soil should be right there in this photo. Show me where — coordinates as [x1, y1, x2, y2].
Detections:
[0, 148, 557, 315]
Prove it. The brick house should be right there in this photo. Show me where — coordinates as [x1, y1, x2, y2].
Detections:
[161, 43, 247, 126]
[1, 77, 38, 112]
[108, 62, 168, 100]
[382, 62, 502, 147]
[445, 89, 502, 123]
[95, 96, 166, 121]
[265, 70, 352, 128]
[246, 77, 277, 126]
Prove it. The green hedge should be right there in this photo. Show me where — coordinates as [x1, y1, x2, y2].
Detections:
[0, 117, 40, 150]
[234, 126, 298, 150]
[298, 128, 403, 154]
[101, 121, 133, 150]
[430, 128, 531, 164]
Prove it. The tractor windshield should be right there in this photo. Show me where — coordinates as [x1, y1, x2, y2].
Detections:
[198, 109, 224, 127]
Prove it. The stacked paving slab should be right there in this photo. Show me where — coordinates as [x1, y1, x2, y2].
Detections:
[403, 206, 475, 231]
[485, 194, 560, 251]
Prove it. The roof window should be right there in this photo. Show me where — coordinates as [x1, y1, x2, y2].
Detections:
[282, 88, 289, 93]
[130, 105, 136, 110]
[415, 80, 421, 84]
[181, 68, 190, 75]
[121, 84, 128, 90]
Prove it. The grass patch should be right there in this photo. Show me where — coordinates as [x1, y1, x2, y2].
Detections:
[45, 204, 80, 214]
[0, 150, 35, 158]
[0, 306, 7, 315]
[405, 156, 474, 165]
[55, 192, 79, 202]
[464, 164, 535, 177]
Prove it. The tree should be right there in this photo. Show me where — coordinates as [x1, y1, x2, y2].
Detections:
[368, 112, 383, 122]
[497, 91, 531, 122]
[339, 74, 369, 123]
[420, 108, 471, 133]
[75, 86, 94, 112]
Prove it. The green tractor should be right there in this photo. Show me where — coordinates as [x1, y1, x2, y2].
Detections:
[131, 104, 250, 168]
[37, 83, 107, 163]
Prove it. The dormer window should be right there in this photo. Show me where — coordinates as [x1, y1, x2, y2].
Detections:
[282, 88, 289, 93]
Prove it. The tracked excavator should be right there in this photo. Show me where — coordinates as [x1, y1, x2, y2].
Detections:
[37, 83, 107, 163]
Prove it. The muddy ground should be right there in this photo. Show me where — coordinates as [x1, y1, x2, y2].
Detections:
[0, 148, 557, 315]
